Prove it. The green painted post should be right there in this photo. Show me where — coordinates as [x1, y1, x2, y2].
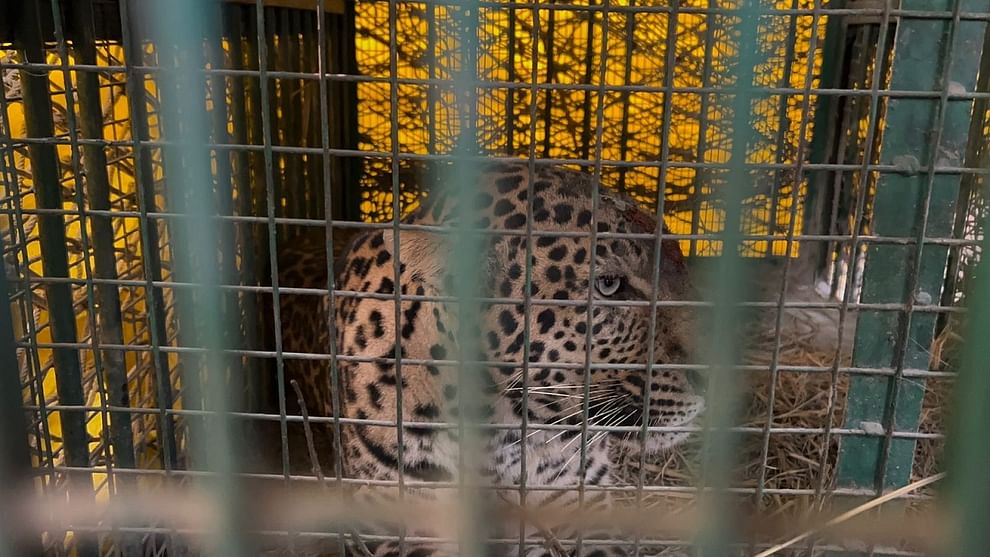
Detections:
[834, 1, 987, 554]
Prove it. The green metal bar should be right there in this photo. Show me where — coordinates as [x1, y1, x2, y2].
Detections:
[142, 1, 249, 555]
[0, 236, 43, 556]
[12, 4, 97, 556]
[941, 171, 990, 557]
[694, 1, 765, 555]
[836, 0, 985, 501]
[151, 23, 208, 421]
[443, 2, 484, 555]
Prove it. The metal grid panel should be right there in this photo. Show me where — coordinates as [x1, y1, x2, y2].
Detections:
[0, 0, 988, 556]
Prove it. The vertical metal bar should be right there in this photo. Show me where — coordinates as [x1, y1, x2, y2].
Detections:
[244, 9, 270, 344]
[690, 0, 716, 257]
[224, 7, 264, 412]
[315, 0, 348, 554]
[764, 0, 801, 254]
[142, 1, 248, 555]
[694, 1, 764, 555]
[276, 10, 292, 233]
[615, 0, 636, 195]
[385, 1, 408, 553]
[578, 0, 597, 163]
[207, 3, 244, 410]
[265, 9, 282, 237]
[150, 16, 210, 422]
[0, 235, 43, 556]
[632, 1, 680, 555]
[48, 1, 137, 554]
[503, 0, 515, 153]
[804, 0, 847, 264]
[941, 169, 990, 557]
[835, 0, 985, 522]
[577, 1, 611, 555]
[252, 2, 296, 552]
[541, 5, 556, 159]
[118, 0, 179, 473]
[68, 0, 138, 477]
[286, 10, 304, 227]
[12, 4, 97, 556]
[513, 2, 542, 554]
[329, 1, 361, 222]
[0, 44, 68, 557]
[750, 0, 825, 546]
[303, 12, 322, 222]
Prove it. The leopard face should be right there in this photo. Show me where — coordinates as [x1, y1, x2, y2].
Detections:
[332, 162, 704, 492]
[474, 164, 705, 456]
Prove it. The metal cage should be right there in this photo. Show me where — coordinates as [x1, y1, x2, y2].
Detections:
[1, 0, 988, 556]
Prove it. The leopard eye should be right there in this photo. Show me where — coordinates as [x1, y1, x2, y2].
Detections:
[595, 275, 622, 297]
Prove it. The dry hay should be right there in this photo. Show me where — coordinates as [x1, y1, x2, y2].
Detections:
[611, 257, 958, 553]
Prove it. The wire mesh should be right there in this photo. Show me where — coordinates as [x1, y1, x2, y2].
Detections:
[0, 0, 988, 556]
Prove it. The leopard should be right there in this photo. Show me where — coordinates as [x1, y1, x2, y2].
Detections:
[286, 161, 706, 556]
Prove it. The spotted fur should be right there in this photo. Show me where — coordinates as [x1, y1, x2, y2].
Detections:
[287, 163, 705, 556]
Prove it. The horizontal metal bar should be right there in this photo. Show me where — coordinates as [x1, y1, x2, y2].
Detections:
[12, 340, 959, 379]
[38, 525, 929, 556]
[5, 59, 990, 99]
[13, 318, 963, 370]
[0, 207, 979, 248]
[38, 465, 937, 503]
[18, 404, 946, 440]
[1, 2, 983, 21]
[8, 276, 972, 317]
[224, 0, 344, 12]
[2, 137, 987, 177]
